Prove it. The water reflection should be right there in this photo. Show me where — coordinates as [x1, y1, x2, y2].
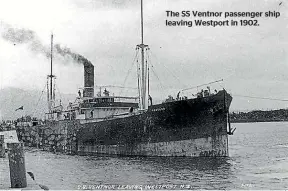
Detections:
[124, 156, 232, 171]
[112, 156, 235, 188]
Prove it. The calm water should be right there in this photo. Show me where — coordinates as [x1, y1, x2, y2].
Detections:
[1, 122, 288, 189]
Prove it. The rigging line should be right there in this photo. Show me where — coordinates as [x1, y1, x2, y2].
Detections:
[55, 82, 63, 103]
[147, 52, 165, 92]
[233, 94, 288, 102]
[147, 53, 168, 98]
[180, 79, 224, 92]
[151, 65, 166, 100]
[31, 83, 48, 117]
[119, 49, 139, 96]
[148, 50, 186, 88]
[146, 48, 157, 98]
[150, 61, 165, 94]
[112, 49, 139, 116]
[123, 50, 141, 97]
[120, 48, 139, 101]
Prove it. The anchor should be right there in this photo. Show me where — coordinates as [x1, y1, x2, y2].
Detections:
[227, 110, 236, 135]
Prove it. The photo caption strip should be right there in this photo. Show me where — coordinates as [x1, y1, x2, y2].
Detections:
[165, 10, 281, 27]
[77, 184, 193, 190]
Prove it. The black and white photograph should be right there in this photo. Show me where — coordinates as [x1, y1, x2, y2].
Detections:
[0, 0, 287, 190]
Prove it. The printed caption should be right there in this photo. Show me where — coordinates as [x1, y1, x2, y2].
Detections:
[78, 184, 193, 190]
[165, 10, 281, 27]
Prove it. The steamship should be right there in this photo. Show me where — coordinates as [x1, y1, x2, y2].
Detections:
[16, 0, 234, 157]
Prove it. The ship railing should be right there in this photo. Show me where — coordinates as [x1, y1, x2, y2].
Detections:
[80, 111, 141, 123]
[81, 96, 138, 100]
[79, 115, 125, 124]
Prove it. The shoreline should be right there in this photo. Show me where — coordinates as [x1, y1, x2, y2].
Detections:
[231, 120, 288, 123]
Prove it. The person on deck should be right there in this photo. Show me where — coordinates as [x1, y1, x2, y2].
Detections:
[148, 95, 153, 106]
[90, 110, 94, 118]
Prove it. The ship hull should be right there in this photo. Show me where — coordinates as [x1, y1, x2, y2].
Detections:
[17, 90, 232, 157]
[78, 134, 228, 157]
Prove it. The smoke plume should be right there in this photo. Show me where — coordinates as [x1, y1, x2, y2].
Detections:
[1, 22, 93, 66]
[1, 23, 50, 58]
[54, 44, 93, 67]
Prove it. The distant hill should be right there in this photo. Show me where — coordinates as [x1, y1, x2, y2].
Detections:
[0, 87, 76, 120]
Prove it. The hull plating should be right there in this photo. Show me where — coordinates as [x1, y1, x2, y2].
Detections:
[78, 134, 228, 157]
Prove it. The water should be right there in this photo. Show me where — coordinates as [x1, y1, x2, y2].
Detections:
[1, 122, 288, 189]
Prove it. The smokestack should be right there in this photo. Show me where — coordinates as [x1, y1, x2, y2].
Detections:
[83, 63, 94, 97]
[54, 44, 95, 97]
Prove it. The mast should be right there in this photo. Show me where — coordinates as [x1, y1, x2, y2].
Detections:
[137, 0, 149, 110]
[47, 33, 55, 119]
[50, 34, 53, 103]
[141, 0, 144, 45]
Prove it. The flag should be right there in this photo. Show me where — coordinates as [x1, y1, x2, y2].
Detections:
[15, 106, 23, 111]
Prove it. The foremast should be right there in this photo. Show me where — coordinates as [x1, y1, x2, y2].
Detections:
[47, 33, 56, 120]
[137, 0, 149, 110]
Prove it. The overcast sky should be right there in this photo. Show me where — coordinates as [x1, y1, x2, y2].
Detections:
[0, 0, 287, 111]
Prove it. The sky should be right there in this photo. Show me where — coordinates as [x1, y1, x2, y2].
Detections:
[0, 0, 287, 111]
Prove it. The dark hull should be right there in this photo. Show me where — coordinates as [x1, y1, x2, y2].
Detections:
[17, 90, 232, 157]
